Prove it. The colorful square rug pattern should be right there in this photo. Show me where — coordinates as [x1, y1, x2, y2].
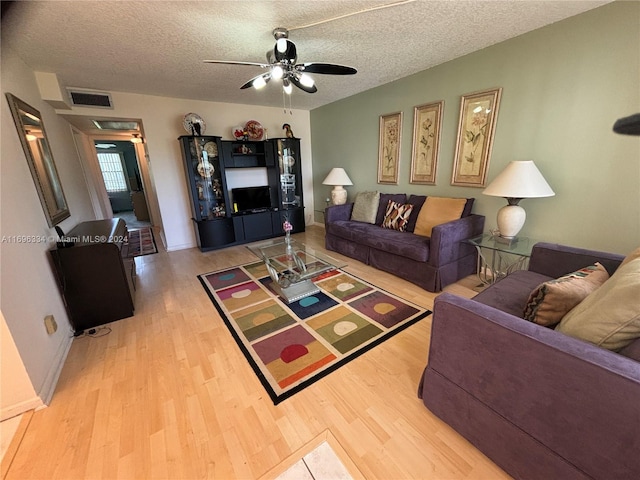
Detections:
[126, 226, 157, 257]
[198, 257, 431, 404]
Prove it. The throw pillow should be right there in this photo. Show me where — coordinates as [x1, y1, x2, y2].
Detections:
[555, 256, 640, 351]
[375, 193, 407, 225]
[414, 196, 467, 237]
[350, 191, 380, 224]
[620, 246, 640, 268]
[523, 263, 610, 326]
[381, 200, 414, 232]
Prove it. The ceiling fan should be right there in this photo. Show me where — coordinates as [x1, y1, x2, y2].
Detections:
[204, 28, 357, 95]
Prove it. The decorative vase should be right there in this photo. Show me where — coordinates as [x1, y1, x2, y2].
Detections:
[284, 230, 292, 251]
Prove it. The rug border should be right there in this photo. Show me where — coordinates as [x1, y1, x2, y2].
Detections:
[128, 226, 158, 257]
[198, 266, 431, 405]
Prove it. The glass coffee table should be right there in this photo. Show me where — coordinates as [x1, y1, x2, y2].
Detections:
[247, 238, 346, 303]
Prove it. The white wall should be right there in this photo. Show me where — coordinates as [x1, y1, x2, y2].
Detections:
[1, 311, 42, 420]
[1, 46, 96, 410]
[59, 94, 314, 251]
[1, 45, 314, 413]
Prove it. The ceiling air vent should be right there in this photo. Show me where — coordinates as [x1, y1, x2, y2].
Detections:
[67, 89, 113, 108]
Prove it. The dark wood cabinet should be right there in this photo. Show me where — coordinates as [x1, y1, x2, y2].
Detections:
[49, 219, 135, 335]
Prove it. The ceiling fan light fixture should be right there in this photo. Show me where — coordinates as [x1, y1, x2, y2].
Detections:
[283, 81, 293, 95]
[253, 75, 268, 89]
[271, 65, 284, 80]
[276, 37, 288, 53]
[299, 73, 315, 88]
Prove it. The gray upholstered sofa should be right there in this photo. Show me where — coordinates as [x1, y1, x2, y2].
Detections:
[419, 242, 640, 479]
[324, 193, 485, 292]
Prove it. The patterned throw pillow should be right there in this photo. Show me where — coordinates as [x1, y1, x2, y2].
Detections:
[381, 200, 414, 232]
[523, 263, 610, 326]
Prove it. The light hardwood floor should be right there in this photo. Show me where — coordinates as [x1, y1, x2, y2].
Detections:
[5, 225, 509, 479]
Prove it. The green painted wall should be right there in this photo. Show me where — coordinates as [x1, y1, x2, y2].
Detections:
[311, 1, 640, 254]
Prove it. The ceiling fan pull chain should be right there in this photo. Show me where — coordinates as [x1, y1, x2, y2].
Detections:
[282, 88, 287, 114]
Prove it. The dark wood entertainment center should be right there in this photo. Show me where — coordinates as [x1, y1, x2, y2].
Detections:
[178, 136, 305, 251]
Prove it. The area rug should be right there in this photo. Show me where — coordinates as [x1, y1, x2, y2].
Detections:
[126, 226, 157, 257]
[198, 256, 431, 404]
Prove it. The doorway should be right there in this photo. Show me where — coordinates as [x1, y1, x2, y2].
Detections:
[94, 140, 151, 229]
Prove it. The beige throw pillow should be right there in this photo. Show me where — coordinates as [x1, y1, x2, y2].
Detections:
[414, 197, 467, 237]
[350, 191, 380, 224]
[555, 256, 640, 351]
[523, 263, 610, 326]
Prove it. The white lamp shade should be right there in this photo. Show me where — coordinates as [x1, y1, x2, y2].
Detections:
[322, 168, 353, 186]
[483, 161, 555, 199]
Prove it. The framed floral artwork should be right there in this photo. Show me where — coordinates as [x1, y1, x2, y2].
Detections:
[410, 101, 444, 184]
[378, 112, 402, 184]
[451, 87, 502, 187]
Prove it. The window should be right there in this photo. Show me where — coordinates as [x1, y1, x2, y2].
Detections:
[97, 152, 128, 192]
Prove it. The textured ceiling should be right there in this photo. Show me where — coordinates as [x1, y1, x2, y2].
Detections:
[2, 0, 612, 111]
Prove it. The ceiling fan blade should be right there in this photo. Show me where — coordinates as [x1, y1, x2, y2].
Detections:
[204, 60, 269, 68]
[290, 75, 317, 94]
[299, 63, 357, 75]
[240, 72, 271, 90]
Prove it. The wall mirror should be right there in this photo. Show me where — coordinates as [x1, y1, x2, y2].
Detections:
[6, 93, 70, 226]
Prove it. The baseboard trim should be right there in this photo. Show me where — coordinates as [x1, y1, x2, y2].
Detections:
[37, 332, 73, 406]
[1, 410, 34, 480]
[0, 398, 42, 422]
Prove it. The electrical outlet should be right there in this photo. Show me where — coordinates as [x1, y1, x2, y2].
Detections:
[44, 315, 57, 334]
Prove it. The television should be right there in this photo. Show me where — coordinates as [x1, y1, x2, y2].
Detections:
[232, 186, 272, 213]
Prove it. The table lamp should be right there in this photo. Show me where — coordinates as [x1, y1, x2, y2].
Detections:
[322, 168, 353, 205]
[483, 160, 554, 241]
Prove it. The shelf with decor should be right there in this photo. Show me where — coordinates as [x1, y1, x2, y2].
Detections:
[179, 135, 305, 251]
[179, 135, 235, 250]
[221, 140, 275, 168]
[272, 138, 305, 234]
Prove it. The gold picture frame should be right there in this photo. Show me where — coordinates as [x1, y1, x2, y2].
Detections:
[410, 101, 444, 184]
[6, 93, 70, 226]
[378, 112, 402, 184]
[451, 87, 502, 187]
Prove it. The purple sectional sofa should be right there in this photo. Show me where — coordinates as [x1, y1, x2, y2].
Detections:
[419, 242, 640, 479]
[324, 194, 485, 292]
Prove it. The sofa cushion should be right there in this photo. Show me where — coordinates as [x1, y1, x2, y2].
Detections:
[406, 195, 428, 232]
[326, 220, 374, 243]
[414, 196, 467, 237]
[350, 191, 380, 224]
[473, 270, 553, 318]
[359, 229, 430, 262]
[523, 263, 610, 327]
[375, 193, 407, 225]
[555, 256, 640, 351]
[381, 200, 414, 232]
[327, 220, 430, 262]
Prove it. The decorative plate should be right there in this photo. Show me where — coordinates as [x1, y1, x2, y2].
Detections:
[204, 141, 218, 157]
[197, 160, 214, 178]
[245, 120, 264, 140]
[183, 113, 206, 135]
[232, 125, 245, 139]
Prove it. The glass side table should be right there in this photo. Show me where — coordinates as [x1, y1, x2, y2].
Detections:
[464, 234, 540, 285]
